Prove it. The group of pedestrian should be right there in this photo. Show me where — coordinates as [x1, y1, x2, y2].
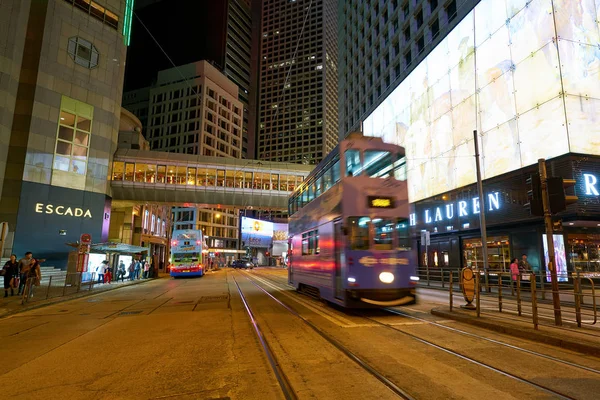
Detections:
[1, 252, 42, 298]
[126, 259, 150, 281]
[509, 253, 531, 289]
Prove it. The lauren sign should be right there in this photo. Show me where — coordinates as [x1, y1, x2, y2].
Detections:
[35, 203, 92, 218]
[410, 192, 501, 226]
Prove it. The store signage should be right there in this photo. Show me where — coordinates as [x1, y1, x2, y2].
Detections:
[35, 203, 92, 218]
[368, 196, 395, 208]
[410, 192, 501, 226]
[583, 173, 599, 196]
[359, 256, 409, 266]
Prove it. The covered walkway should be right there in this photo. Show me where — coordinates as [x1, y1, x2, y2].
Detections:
[110, 149, 313, 209]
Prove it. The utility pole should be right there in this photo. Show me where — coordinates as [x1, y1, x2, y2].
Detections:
[473, 130, 490, 292]
[538, 158, 562, 326]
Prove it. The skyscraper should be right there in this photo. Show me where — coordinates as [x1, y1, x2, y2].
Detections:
[257, 0, 338, 164]
[124, 0, 255, 157]
[338, 0, 478, 138]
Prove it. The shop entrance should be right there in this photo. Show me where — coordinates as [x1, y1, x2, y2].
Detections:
[463, 236, 511, 272]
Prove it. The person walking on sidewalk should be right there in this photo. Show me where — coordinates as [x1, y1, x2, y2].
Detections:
[102, 260, 112, 284]
[24, 258, 41, 298]
[2, 254, 19, 297]
[134, 259, 141, 280]
[518, 254, 531, 275]
[143, 261, 149, 279]
[118, 261, 126, 282]
[509, 258, 520, 294]
[17, 252, 33, 295]
[128, 260, 135, 281]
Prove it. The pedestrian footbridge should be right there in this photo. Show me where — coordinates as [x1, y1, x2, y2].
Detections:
[110, 150, 313, 210]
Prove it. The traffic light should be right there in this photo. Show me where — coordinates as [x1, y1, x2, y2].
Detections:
[547, 177, 578, 214]
[525, 173, 543, 216]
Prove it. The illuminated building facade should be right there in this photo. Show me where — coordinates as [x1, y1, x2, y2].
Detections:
[361, 0, 600, 277]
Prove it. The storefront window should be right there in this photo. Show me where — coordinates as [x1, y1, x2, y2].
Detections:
[187, 167, 196, 185]
[124, 163, 134, 181]
[166, 166, 175, 184]
[196, 168, 207, 186]
[112, 162, 124, 180]
[157, 165, 166, 183]
[217, 170, 225, 186]
[271, 173, 279, 190]
[225, 170, 235, 187]
[206, 169, 216, 186]
[568, 234, 600, 274]
[463, 236, 510, 272]
[175, 166, 186, 184]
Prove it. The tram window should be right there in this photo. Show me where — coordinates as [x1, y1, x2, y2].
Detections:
[365, 150, 393, 178]
[302, 187, 308, 206]
[373, 218, 394, 250]
[315, 176, 323, 197]
[348, 217, 370, 250]
[307, 183, 314, 202]
[393, 155, 407, 181]
[345, 149, 361, 176]
[332, 160, 341, 183]
[396, 219, 411, 250]
[323, 168, 333, 191]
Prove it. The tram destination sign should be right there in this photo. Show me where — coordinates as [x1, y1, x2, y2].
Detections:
[367, 196, 395, 209]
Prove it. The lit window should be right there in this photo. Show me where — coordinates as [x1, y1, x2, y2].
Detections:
[53, 97, 92, 175]
[67, 37, 99, 69]
[144, 210, 149, 229]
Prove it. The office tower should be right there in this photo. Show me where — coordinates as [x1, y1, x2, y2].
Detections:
[0, 0, 129, 263]
[124, 0, 255, 157]
[257, 0, 338, 164]
[338, 0, 478, 137]
[146, 61, 244, 158]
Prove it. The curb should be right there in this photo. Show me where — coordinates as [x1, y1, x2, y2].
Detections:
[431, 307, 600, 358]
[0, 277, 162, 320]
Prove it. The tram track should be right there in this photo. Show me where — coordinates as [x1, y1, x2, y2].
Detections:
[249, 269, 598, 399]
[231, 272, 414, 399]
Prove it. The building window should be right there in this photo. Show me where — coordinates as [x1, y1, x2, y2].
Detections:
[446, 0, 457, 23]
[144, 210, 149, 230]
[53, 96, 93, 175]
[67, 37, 99, 69]
[63, 0, 119, 30]
[431, 18, 440, 39]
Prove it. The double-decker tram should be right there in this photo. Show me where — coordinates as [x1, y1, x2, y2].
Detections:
[170, 229, 205, 278]
[288, 132, 417, 307]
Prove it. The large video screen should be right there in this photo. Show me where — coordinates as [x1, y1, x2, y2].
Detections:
[363, 0, 600, 202]
[241, 217, 273, 248]
[542, 234, 568, 282]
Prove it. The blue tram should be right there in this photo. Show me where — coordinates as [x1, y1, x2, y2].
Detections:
[287, 133, 418, 307]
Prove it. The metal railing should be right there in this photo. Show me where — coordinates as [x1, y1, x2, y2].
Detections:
[21, 273, 98, 305]
[423, 267, 599, 331]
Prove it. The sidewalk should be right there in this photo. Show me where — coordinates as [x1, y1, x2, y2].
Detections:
[431, 306, 600, 357]
[0, 274, 166, 319]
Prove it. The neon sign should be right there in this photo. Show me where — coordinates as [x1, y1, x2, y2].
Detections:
[583, 174, 599, 196]
[368, 196, 395, 208]
[410, 192, 501, 226]
[35, 203, 92, 218]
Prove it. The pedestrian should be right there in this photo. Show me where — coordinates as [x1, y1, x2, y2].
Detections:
[518, 253, 531, 275]
[129, 260, 135, 281]
[17, 252, 33, 295]
[103, 261, 112, 284]
[25, 258, 41, 298]
[133, 259, 139, 280]
[509, 258, 520, 292]
[95, 263, 104, 284]
[142, 261, 149, 279]
[118, 261, 126, 282]
[2, 254, 19, 297]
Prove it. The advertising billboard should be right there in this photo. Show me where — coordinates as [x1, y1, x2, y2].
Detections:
[363, 0, 600, 202]
[241, 217, 273, 248]
[542, 234, 569, 282]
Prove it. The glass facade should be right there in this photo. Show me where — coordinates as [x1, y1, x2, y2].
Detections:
[364, 0, 600, 202]
[111, 161, 303, 192]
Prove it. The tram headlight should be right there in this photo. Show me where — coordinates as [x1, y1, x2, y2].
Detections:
[410, 276, 420, 282]
[347, 277, 356, 283]
[379, 272, 394, 283]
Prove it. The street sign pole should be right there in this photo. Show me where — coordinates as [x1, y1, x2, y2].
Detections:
[538, 158, 562, 326]
[473, 130, 490, 296]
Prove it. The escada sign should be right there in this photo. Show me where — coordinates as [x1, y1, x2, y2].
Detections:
[35, 203, 92, 218]
[410, 192, 501, 226]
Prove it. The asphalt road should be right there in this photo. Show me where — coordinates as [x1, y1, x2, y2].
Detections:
[1, 267, 599, 399]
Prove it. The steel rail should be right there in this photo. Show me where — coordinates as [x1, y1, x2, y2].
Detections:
[241, 272, 414, 400]
[231, 274, 297, 400]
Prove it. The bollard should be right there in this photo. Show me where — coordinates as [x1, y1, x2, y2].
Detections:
[531, 273, 538, 330]
[46, 276, 53, 300]
[575, 271, 582, 328]
[441, 268, 445, 288]
[540, 272, 546, 300]
[475, 270, 481, 318]
[62, 273, 69, 296]
[498, 272, 503, 313]
[76, 272, 82, 293]
[517, 274, 522, 316]
[89, 272, 95, 291]
[449, 271, 453, 311]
